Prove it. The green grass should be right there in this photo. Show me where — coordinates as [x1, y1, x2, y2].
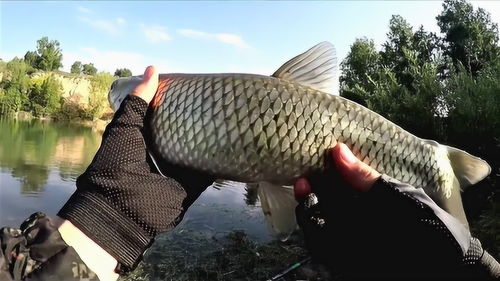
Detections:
[119, 229, 331, 281]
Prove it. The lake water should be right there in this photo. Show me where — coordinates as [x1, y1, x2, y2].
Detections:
[0, 118, 274, 242]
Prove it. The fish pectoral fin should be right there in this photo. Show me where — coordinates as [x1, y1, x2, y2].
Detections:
[446, 145, 491, 189]
[272, 42, 338, 95]
[257, 182, 298, 241]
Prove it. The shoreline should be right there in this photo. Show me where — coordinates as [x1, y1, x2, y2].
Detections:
[4, 112, 111, 133]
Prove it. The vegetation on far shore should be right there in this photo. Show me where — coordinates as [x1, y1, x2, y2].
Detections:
[0, 37, 132, 121]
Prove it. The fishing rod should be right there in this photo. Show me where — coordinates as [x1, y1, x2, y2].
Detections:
[267, 257, 312, 281]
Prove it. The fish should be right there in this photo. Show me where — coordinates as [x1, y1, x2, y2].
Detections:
[108, 42, 491, 235]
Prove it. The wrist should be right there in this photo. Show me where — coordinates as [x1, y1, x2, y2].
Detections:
[57, 216, 119, 281]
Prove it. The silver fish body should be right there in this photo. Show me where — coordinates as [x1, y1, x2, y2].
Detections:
[151, 73, 445, 190]
[109, 42, 490, 230]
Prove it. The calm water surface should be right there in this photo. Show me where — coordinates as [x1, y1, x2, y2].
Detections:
[0, 118, 274, 242]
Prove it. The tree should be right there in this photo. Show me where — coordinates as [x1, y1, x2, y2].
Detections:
[437, 0, 500, 76]
[35, 37, 63, 71]
[340, 38, 381, 106]
[82, 63, 97, 75]
[0, 58, 31, 113]
[114, 68, 132, 77]
[71, 61, 82, 74]
[444, 55, 500, 145]
[340, 16, 444, 138]
[381, 15, 439, 91]
[24, 51, 39, 69]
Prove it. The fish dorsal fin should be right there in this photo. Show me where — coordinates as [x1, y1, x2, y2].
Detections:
[272, 42, 338, 95]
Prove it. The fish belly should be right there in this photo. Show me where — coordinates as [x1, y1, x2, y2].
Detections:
[149, 73, 452, 195]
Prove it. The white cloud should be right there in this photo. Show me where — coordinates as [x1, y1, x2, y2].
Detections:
[178, 29, 211, 39]
[77, 6, 92, 14]
[116, 17, 126, 25]
[215, 33, 250, 49]
[62, 47, 179, 75]
[78, 16, 126, 35]
[178, 29, 251, 49]
[140, 24, 171, 43]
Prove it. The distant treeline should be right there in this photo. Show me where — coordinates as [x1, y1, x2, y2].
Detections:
[339, 0, 499, 256]
[0, 37, 133, 120]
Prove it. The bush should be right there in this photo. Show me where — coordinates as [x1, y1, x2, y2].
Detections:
[71, 61, 82, 75]
[28, 74, 63, 117]
[86, 72, 115, 120]
[0, 58, 30, 114]
[82, 63, 97, 75]
[115, 68, 132, 77]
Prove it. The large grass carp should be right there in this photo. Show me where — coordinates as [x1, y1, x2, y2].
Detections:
[109, 42, 490, 234]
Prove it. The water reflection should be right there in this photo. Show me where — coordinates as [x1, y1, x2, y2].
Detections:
[0, 118, 101, 194]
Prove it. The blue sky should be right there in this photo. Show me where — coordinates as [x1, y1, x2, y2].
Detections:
[1, 1, 499, 76]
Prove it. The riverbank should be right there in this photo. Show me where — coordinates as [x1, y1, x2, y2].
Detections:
[6, 111, 110, 133]
[120, 230, 332, 281]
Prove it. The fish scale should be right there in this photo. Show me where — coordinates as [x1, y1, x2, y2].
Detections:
[149, 74, 441, 193]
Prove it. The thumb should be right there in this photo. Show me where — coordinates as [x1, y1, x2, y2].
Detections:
[332, 143, 380, 192]
[131, 65, 159, 104]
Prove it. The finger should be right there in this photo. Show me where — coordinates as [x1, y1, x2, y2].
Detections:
[294, 177, 312, 202]
[131, 65, 159, 104]
[142, 65, 158, 86]
[332, 143, 380, 192]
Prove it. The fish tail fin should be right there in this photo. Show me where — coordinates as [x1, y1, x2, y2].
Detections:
[446, 146, 491, 190]
[443, 145, 490, 230]
[257, 182, 298, 241]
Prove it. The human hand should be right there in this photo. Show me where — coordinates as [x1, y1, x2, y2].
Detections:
[293, 143, 491, 279]
[56, 65, 214, 276]
[294, 143, 380, 200]
[130, 65, 159, 104]
[293, 143, 385, 277]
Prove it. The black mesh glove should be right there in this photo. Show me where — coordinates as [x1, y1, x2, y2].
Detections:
[58, 95, 214, 273]
[0, 212, 99, 281]
[296, 173, 500, 280]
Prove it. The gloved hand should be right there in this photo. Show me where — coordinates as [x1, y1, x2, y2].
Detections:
[0, 212, 98, 281]
[294, 143, 500, 280]
[56, 66, 214, 274]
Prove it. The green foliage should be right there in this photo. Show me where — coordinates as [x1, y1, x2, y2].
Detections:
[28, 74, 63, 117]
[35, 37, 63, 71]
[114, 68, 132, 77]
[70, 61, 82, 74]
[340, 16, 444, 138]
[82, 63, 97, 75]
[23, 51, 38, 72]
[86, 72, 114, 120]
[0, 58, 31, 113]
[444, 60, 500, 144]
[0, 60, 6, 73]
[340, 38, 381, 106]
[437, 0, 500, 76]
